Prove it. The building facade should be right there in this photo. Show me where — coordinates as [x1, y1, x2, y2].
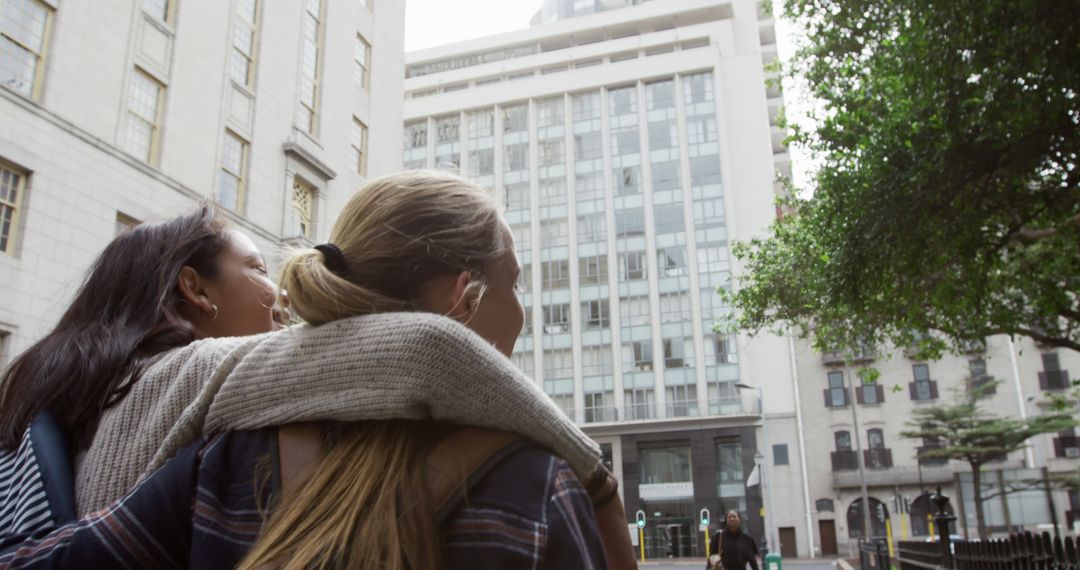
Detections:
[403, 0, 805, 559]
[0, 0, 405, 363]
[795, 336, 1079, 557]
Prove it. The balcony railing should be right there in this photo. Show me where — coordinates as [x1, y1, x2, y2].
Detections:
[864, 448, 893, 470]
[708, 396, 746, 416]
[665, 401, 700, 418]
[583, 407, 618, 423]
[1039, 370, 1071, 391]
[917, 446, 949, 466]
[625, 404, 655, 421]
[831, 450, 859, 472]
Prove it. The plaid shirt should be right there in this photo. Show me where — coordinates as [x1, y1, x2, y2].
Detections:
[0, 428, 606, 569]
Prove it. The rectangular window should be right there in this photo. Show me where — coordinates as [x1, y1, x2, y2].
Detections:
[121, 68, 164, 163]
[574, 132, 602, 161]
[0, 161, 27, 255]
[640, 446, 691, 484]
[571, 91, 600, 121]
[540, 218, 569, 248]
[666, 384, 697, 417]
[502, 104, 527, 133]
[543, 348, 574, 379]
[682, 72, 714, 105]
[659, 292, 690, 322]
[825, 371, 847, 407]
[620, 295, 651, 327]
[541, 259, 570, 289]
[582, 299, 610, 329]
[435, 115, 460, 144]
[911, 363, 935, 401]
[773, 444, 789, 466]
[354, 34, 370, 89]
[651, 160, 681, 193]
[657, 247, 687, 277]
[505, 182, 530, 212]
[143, 0, 170, 22]
[579, 254, 607, 285]
[536, 96, 564, 127]
[217, 131, 248, 212]
[577, 212, 606, 243]
[297, 0, 323, 134]
[615, 208, 644, 237]
[351, 118, 368, 177]
[538, 138, 564, 166]
[624, 387, 655, 420]
[631, 340, 653, 371]
[619, 251, 647, 281]
[611, 126, 640, 156]
[404, 120, 427, 150]
[511, 222, 531, 252]
[663, 337, 692, 368]
[608, 85, 637, 116]
[646, 79, 675, 110]
[859, 383, 882, 405]
[713, 334, 737, 364]
[291, 177, 315, 238]
[230, 0, 259, 87]
[503, 143, 528, 172]
[467, 109, 494, 138]
[654, 203, 685, 235]
[968, 359, 995, 395]
[0, 0, 52, 98]
[543, 303, 570, 334]
[614, 165, 641, 196]
[581, 346, 612, 376]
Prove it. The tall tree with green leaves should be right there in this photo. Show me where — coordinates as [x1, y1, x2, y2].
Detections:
[900, 384, 1077, 539]
[722, 0, 1080, 355]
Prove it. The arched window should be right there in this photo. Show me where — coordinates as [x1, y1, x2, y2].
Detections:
[909, 493, 954, 536]
[847, 497, 889, 538]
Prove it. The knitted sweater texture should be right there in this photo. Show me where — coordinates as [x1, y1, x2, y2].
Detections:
[74, 312, 600, 515]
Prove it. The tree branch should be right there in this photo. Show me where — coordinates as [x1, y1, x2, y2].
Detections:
[1011, 212, 1080, 243]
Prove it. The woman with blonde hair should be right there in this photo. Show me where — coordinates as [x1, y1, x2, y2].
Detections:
[3, 170, 631, 568]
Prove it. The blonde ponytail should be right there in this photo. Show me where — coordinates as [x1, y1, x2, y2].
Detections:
[278, 170, 506, 325]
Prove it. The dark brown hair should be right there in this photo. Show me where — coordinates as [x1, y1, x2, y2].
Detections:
[0, 204, 230, 450]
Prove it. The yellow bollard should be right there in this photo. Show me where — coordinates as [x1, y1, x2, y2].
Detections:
[639, 527, 645, 563]
[927, 514, 935, 537]
[900, 513, 909, 540]
[886, 518, 895, 558]
[705, 529, 710, 557]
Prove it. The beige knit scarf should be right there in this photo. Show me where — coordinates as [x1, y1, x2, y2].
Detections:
[74, 312, 600, 516]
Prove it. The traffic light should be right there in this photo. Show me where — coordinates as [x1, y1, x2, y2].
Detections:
[700, 508, 711, 527]
[636, 510, 647, 528]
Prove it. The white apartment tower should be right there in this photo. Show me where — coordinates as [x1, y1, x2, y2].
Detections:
[0, 0, 405, 361]
[403, 0, 807, 559]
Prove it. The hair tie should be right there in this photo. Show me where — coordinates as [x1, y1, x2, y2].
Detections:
[314, 243, 349, 276]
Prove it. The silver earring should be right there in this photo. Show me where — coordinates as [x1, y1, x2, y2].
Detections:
[210, 304, 219, 321]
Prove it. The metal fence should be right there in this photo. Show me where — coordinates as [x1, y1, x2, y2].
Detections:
[895, 486, 1080, 570]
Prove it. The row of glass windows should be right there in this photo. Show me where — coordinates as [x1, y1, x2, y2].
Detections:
[1, 0, 372, 220]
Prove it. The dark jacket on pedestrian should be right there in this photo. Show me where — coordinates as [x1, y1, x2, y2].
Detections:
[709, 527, 760, 570]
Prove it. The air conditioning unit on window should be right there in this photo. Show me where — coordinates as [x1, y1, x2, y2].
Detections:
[1065, 447, 1080, 458]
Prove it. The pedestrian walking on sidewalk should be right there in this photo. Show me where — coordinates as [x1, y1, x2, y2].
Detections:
[707, 510, 760, 570]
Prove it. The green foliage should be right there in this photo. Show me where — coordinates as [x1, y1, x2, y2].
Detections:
[901, 382, 1077, 538]
[721, 0, 1080, 355]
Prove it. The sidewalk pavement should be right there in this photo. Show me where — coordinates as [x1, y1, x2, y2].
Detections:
[638, 558, 841, 567]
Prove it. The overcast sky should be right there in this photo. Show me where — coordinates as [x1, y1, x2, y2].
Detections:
[404, 0, 537, 53]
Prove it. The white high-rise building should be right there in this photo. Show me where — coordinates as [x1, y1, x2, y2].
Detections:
[403, 0, 806, 559]
[0, 0, 405, 360]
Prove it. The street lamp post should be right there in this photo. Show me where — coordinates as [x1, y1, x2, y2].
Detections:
[736, 383, 775, 556]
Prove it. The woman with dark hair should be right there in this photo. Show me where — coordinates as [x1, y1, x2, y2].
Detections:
[0, 205, 279, 452]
